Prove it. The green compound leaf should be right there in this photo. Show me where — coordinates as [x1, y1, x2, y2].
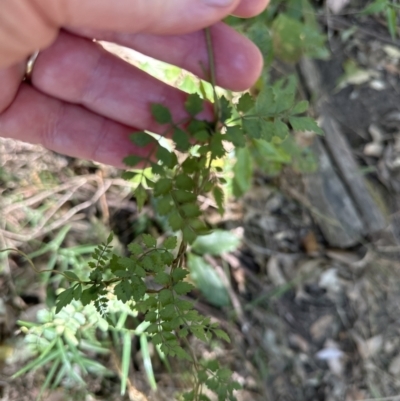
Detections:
[168, 211, 184, 231]
[237, 93, 255, 113]
[192, 230, 240, 255]
[142, 234, 157, 248]
[187, 119, 209, 136]
[175, 174, 195, 191]
[174, 281, 195, 295]
[114, 270, 132, 278]
[158, 289, 173, 305]
[106, 232, 114, 244]
[194, 130, 210, 142]
[181, 203, 201, 218]
[255, 86, 275, 116]
[72, 284, 82, 300]
[156, 197, 173, 219]
[182, 157, 199, 174]
[182, 226, 198, 244]
[121, 171, 138, 180]
[214, 329, 231, 343]
[212, 186, 224, 216]
[174, 347, 192, 361]
[210, 134, 226, 158]
[206, 359, 219, 372]
[154, 272, 170, 285]
[219, 96, 232, 123]
[135, 184, 147, 212]
[151, 104, 172, 124]
[128, 242, 143, 255]
[123, 155, 142, 167]
[291, 100, 309, 115]
[156, 146, 178, 169]
[172, 267, 189, 282]
[233, 146, 253, 197]
[63, 271, 80, 282]
[274, 77, 297, 114]
[114, 280, 132, 302]
[173, 128, 191, 152]
[274, 119, 289, 139]
[146, 178, 155, 191]
[242, 118, 261, 139]
[173, 189, 197, 204]
[289, 116, 324, 135]
[260, 120, 275, 141]
[130, 131, 155, 146]
[145, 311, 158, 323]
[191, 326, 210, 343]
[160, 304, 175, 320]
[185, 93, 204, 116]
[55, 288, 74, 313]
[81, 285, 99, 306]
[247, 21, 274, 65]
[154, 178, 173, 197]
[225, 126, 246, 147]
[118, 257, 136, 271]
[163, 236, 177, 250]
[151, 162, 164, 176]
[134, 265, 146, 278]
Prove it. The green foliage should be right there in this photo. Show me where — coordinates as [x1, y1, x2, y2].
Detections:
[226, 0, 328, 65]
[188, 254, 230, 308]
[16, 303, 112, 400]
[191, 230, 240, 256]
[15, 9, 328, 399]
[363, 0, 398, 39]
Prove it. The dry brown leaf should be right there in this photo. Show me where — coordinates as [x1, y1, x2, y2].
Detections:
[302, 230, 320, 255]
[310, 315, 335, 341]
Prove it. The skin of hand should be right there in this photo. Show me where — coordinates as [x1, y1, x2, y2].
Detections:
[0, 0, 268, 167]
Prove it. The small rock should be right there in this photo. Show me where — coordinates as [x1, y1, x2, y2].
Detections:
[319, 268, 341, 294]
[364, 142, 384, 157]
[369, 80, 386, 91]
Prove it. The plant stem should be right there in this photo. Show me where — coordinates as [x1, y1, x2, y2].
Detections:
[205, 27, 220, 124]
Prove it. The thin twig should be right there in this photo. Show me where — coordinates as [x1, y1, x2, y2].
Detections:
[204, 27, 219, 123]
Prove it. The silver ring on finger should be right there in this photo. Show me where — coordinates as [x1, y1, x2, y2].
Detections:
[24, 50, 40, 83]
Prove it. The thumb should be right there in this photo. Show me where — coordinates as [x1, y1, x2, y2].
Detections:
[41, 0, 241, 35]
[0, 0, 240, 68]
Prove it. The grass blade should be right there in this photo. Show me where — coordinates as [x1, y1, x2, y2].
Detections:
[120, 331, 132, 395]
[37, 357, 60, 400]
[140, 333, 157, 391]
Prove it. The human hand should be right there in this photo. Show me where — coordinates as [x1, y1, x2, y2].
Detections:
[0, 0, 268, 167]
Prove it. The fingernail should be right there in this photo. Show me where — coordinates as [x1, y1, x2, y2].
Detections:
[202, 0, 235, 7]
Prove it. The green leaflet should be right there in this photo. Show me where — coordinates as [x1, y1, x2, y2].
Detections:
[233, 147, 253, 197]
